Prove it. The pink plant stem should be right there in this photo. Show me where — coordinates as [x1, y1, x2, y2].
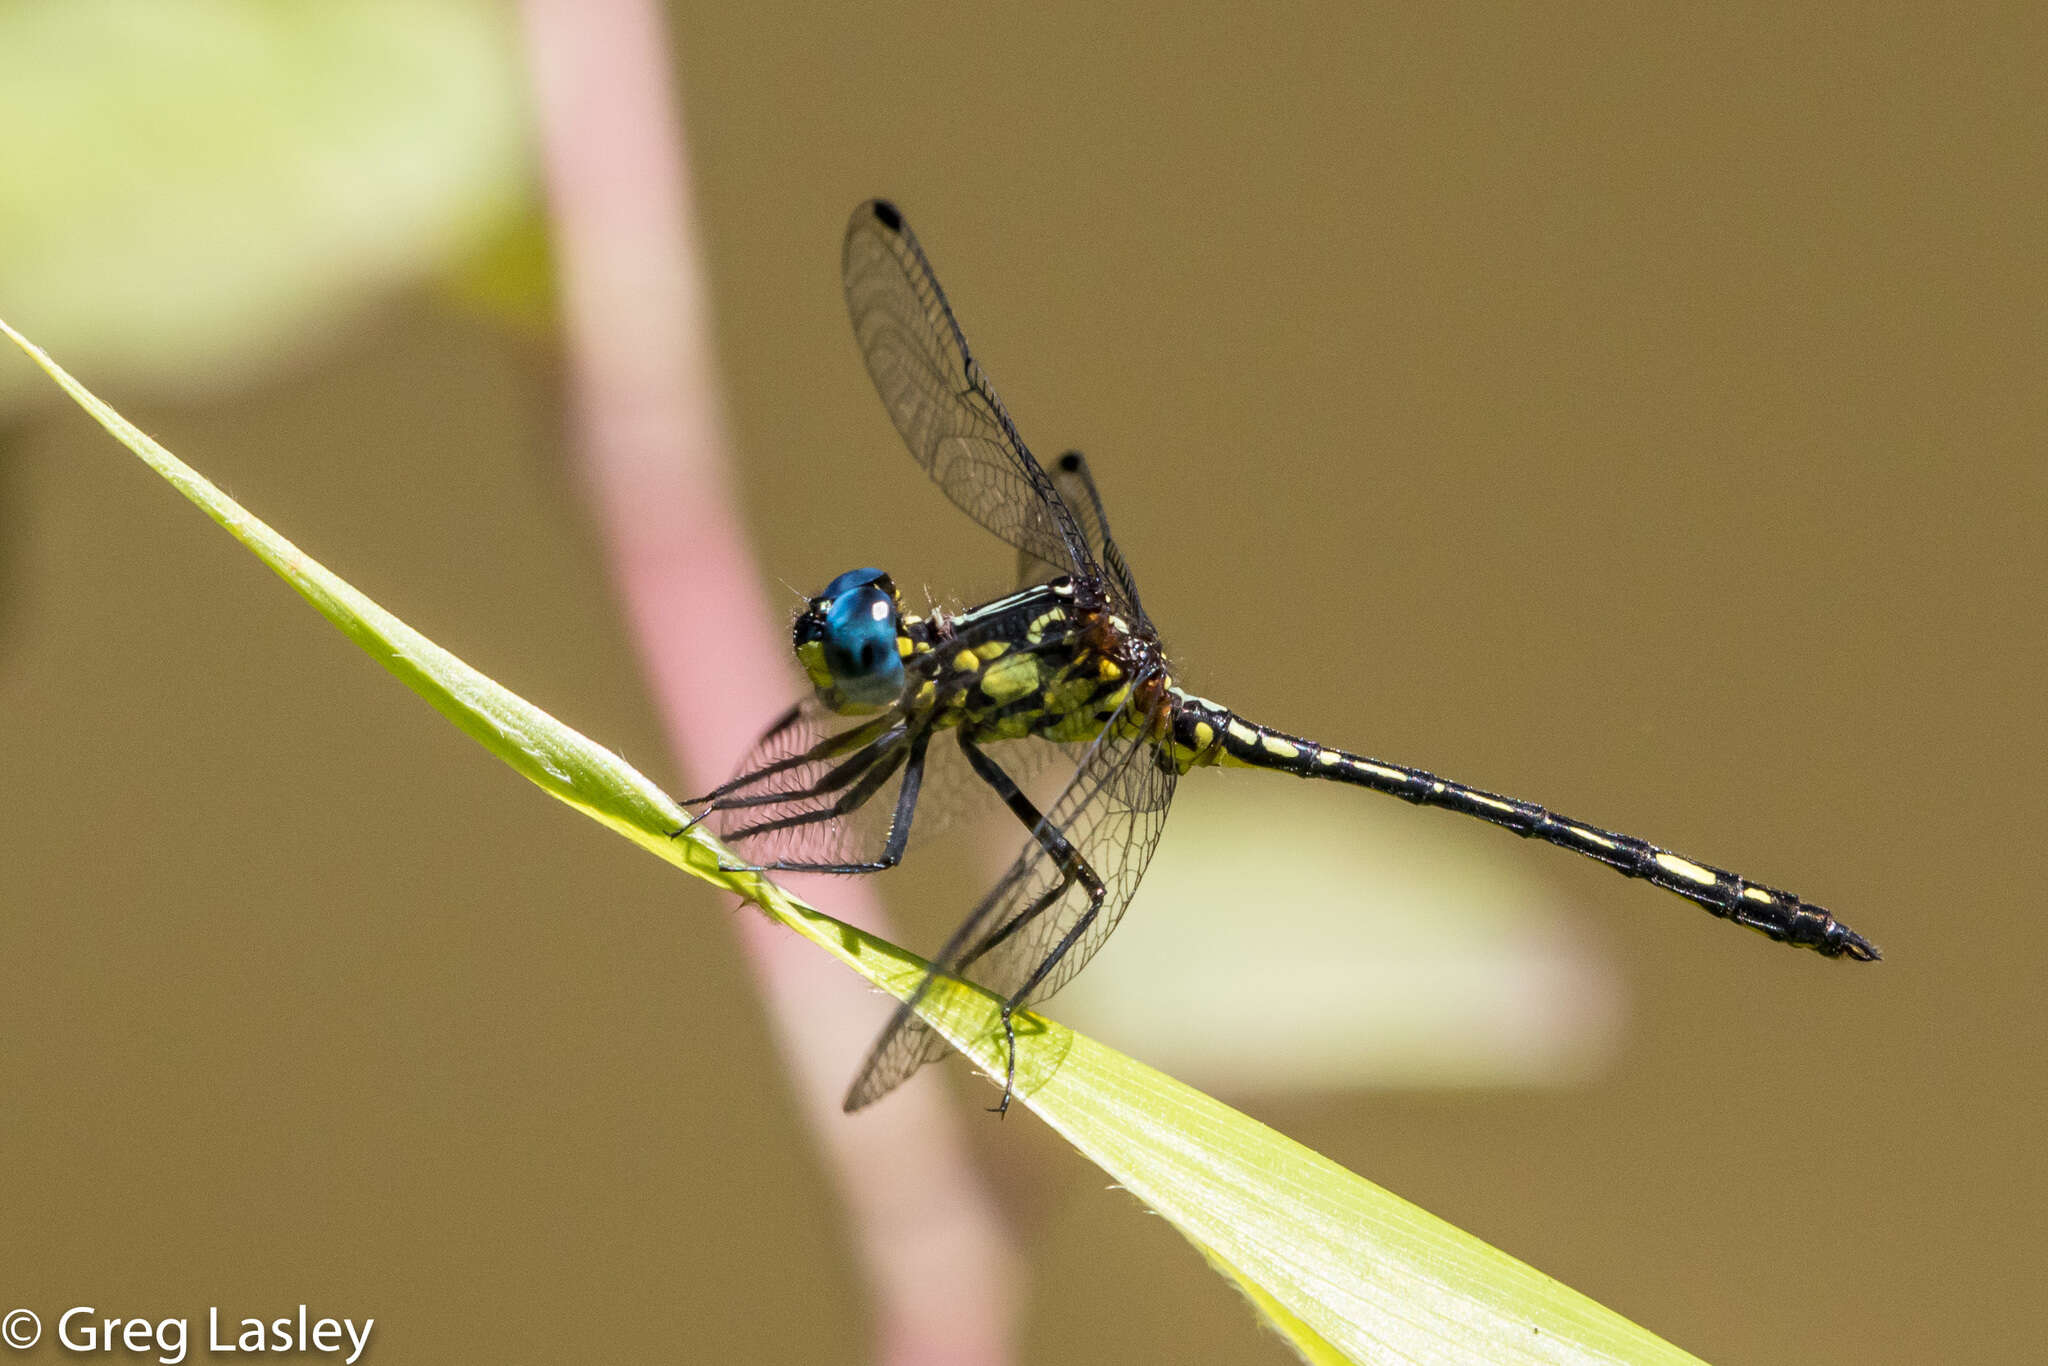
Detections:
[517, 3, 1021, 1362]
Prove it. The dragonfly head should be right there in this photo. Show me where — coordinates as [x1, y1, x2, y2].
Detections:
[795, 567, 908, 713]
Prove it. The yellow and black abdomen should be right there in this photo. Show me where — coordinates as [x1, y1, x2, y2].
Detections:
[1162, 684, 1875, 960]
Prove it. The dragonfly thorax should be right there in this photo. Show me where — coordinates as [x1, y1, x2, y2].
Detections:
[923, 579, 1157, 747]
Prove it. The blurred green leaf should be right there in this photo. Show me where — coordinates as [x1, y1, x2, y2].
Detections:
[440, 204, 556, 333]
[3, 317, 1709, 1365]
[0, 0, 527, 406]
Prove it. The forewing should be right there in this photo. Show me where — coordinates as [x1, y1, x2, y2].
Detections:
[843, 677, 1178, 1110]
[843, 200, 1095, 582]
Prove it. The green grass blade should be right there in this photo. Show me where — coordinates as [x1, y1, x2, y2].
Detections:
[5, 317, 1708, 1364]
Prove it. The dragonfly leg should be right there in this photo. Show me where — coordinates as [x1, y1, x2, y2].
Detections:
[957, 733, 1107, 1113]
[724, 727, 934, 875]
[700, 724, 904, 817]
[992, 878, 1107, 1113]
[711, 732, 903, 871]
[679, 707, 897, 817]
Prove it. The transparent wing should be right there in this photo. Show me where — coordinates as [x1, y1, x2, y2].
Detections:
[1015, 450, 1150, 627]
[844, 199, 1097, 584]
[844, 675, 1178, 1110]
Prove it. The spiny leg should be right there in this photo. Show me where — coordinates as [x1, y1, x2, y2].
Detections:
[700, 724, 904, 817]
[955, 735, 1097, 966]
[723, 728, 933, 875]
[1195, 705, 1878, 960]
[989, 872, 1108, 1112]
[957, 733, 1107, 1113]
[683, 707, 900, 814]
[715, 744, 900, 870]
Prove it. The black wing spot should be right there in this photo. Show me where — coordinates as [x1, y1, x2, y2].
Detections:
[871, 199, 903, 231]
[1057, 450, 1082, 472]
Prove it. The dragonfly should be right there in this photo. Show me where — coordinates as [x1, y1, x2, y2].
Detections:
[690, 198, 1879, 1115]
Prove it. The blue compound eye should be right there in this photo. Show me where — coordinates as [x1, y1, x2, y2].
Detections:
[819, 569, 904, 706]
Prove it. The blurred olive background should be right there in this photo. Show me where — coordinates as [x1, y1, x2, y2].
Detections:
[2, 3, 2041, 1363]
